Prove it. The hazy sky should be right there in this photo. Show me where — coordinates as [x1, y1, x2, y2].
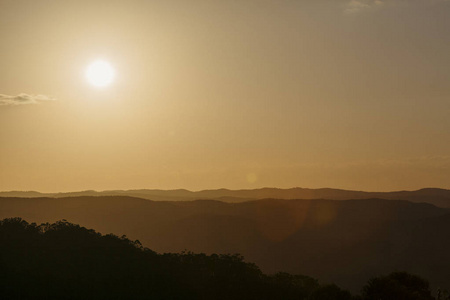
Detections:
[1, 0, 449, 192]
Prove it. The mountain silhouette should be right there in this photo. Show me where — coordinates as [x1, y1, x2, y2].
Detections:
[1, 196, 449, 292]
[1, 187, 449, 207]
[2, 217, 362, 300]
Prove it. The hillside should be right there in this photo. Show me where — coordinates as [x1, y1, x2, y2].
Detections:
[2, 218, 361, 300]
[1, 196, 449, 292]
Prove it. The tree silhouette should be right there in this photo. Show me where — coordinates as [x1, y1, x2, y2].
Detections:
[362, 271, 434, 300]
[6, 217, 437, 300]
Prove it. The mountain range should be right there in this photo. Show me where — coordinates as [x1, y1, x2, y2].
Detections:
[1, 194, 449, 293]
[1, 187, 450, 207]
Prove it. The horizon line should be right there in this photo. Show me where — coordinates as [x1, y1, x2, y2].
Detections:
[0, 186, 448, 195]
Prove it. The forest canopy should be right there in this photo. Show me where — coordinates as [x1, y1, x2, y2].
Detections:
[0, 218, 443, 300]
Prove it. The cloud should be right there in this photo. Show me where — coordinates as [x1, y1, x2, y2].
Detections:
[344, 0, 450, 14]
[0, 93, 56, 106]
[344, 0, 384, 14]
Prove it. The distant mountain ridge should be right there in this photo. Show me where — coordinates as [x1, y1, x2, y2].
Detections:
[1, 187, 450, 207]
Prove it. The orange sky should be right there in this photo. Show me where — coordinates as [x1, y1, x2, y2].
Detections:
[1, 0, 449, 192]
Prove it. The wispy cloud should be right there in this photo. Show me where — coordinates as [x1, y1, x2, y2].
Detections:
[0, 93, 56, 106]
[344, 0, 384, 14]
[344, 0, 450, 14]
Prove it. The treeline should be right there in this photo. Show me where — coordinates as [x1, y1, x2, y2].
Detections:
[0, 218, 444, 300]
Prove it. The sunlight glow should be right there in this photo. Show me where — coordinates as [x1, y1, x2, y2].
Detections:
[85, 60, 115, 87]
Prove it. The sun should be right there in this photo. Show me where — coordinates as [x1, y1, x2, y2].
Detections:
[85, 60, 115, 87]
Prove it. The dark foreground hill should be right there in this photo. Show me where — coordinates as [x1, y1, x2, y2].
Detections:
[1, 218, 358, 300]
[1, 187, 450, 207]
[1, 218, 440, 300]
[1, 197, 449, 293]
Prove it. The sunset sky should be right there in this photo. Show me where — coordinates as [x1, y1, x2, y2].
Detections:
[1, 0, 449, 192]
